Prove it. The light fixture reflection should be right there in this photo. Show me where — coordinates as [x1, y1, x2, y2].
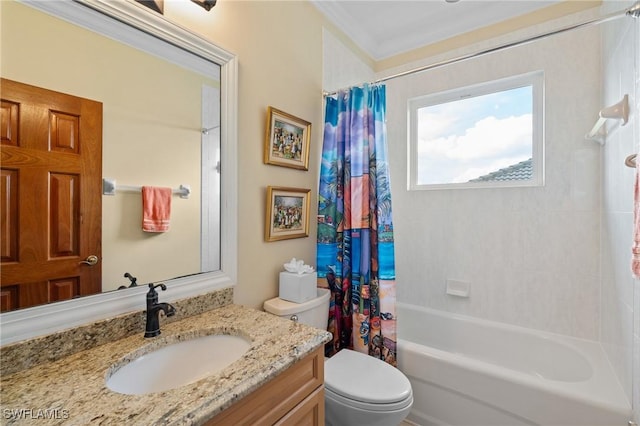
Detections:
[191, 0, 217, 11]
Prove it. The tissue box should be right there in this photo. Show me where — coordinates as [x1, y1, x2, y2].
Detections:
[279, 271, 317, 303]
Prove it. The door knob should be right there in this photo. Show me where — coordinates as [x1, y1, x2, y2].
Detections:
[80, 255, 99, 266]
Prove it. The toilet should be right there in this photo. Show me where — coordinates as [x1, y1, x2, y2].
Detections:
[263, 288, 413, 426]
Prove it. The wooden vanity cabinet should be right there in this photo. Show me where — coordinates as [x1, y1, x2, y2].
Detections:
[206, 346, 324, 426]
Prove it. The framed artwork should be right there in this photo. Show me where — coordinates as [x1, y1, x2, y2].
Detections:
[264, 107, 311, 170]
[135, 0, 164, 14]
[265, 186, 310, 242]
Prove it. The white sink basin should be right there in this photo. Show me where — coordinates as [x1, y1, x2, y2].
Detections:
[106, 334, 251, 395]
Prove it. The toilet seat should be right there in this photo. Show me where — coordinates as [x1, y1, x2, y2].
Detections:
[324, 349, 413, 412]
[325, 386, 413, 412]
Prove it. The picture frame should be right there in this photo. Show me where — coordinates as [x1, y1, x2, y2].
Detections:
[264, 107, 311, 170]
[265, 186, 310, 242]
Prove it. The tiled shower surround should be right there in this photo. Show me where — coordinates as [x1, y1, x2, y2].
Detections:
[323, 3, 639, 420]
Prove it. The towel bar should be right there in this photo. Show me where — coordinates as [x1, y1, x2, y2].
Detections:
[102, 178, 191, 199]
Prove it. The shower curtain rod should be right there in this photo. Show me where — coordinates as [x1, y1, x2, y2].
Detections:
[323, 1, 640, 97]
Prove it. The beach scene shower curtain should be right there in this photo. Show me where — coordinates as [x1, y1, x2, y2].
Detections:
[317, 84, 397, 366]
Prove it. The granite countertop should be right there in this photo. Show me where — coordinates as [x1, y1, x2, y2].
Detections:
[0, 304, 331, 425]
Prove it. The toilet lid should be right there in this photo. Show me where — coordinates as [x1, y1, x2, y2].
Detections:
[324, 349, 412, 404]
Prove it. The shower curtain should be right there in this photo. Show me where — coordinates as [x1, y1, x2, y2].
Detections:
[317, 84, 397, 366]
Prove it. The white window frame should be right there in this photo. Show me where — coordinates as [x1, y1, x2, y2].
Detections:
[408, 70, 545, 191]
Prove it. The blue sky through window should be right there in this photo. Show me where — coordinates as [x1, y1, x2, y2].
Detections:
[416, 85, 533, 184]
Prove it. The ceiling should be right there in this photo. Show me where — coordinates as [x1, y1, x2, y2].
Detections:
[311, 0, 563, 60]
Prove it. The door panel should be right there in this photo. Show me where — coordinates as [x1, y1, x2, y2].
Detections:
[50, 111, 80, 153]
[0, 78, 102, 311]
[0, 100, 19, 146]
[50, 172, 80, 257]
[0, 168, 19, 263]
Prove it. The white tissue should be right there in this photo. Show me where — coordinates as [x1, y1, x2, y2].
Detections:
[283, 258, 315, 275]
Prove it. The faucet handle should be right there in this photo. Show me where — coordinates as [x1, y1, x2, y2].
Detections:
[166, 303, 177, 317]
[146, 283, 167, 303]
[149, 282, 166, 291]
[124, 272, 138, 287]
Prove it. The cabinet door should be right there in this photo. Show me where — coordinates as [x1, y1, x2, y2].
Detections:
[275, 386, 324, 426]
[205, 347, 324, 426]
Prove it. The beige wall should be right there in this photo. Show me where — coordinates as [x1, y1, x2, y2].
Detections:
[161, 1, 326, 309]
[1, 1, 326, 308]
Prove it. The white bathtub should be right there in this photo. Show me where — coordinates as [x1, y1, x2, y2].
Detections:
[397, 303, 632, 426]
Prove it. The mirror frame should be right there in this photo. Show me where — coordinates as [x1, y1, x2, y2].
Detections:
[0, 0, 238, 345]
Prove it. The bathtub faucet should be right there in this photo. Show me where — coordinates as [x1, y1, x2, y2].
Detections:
[144, 283, 176, 338]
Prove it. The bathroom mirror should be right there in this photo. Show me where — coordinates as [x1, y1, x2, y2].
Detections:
[0, 0, 238, 344]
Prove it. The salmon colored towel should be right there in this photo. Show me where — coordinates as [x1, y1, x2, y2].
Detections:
[633, 158, 640, 278]
[142, 186, 171, 232]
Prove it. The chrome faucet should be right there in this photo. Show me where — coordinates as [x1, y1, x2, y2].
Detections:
[144, 283, 176, 338]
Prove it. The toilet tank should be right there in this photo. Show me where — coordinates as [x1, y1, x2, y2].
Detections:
[263, 288, 330, 330]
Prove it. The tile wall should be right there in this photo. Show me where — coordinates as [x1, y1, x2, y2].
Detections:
[601, 0, 639, 418]
[386, 22, 603, 340]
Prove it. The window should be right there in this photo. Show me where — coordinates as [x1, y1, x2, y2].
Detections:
[408, 71, 544, 190]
